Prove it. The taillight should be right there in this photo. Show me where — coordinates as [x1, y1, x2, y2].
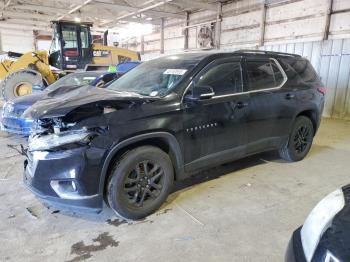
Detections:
[317, 87, 326, 95]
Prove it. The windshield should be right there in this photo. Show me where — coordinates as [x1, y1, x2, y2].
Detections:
[46, 72, 102, 91]
[108, 56, 199, 97]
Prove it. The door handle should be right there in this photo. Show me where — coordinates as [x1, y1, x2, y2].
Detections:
[285, 93, 295, 100]
[236, 101, 248, 109]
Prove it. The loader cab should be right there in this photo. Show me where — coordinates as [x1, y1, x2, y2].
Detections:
[49, 21, 93, 70]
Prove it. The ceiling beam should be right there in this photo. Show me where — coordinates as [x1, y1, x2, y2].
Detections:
[57, 0, 94, 20]
[117, 17, 162, 25]
[10, 4, 69, 14]
[171, 0, 217, 11]
[91, 1, 185, 19]
[1, 10, 52, 21]
[100, 0, 187, 27]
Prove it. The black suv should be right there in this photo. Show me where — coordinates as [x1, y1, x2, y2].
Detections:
[23, 51, 325, 219]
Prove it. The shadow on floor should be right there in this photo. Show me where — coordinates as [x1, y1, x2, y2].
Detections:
[45, 151, 283, 223]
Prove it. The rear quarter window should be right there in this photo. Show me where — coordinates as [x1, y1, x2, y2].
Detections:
[280, 58, 319, 85]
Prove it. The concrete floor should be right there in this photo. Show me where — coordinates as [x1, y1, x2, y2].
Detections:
[0, 118, 349, 262]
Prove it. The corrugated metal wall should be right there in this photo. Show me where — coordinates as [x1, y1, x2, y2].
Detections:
[262, 39, 350, 120]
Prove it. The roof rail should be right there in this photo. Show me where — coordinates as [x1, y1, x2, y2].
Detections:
[235, 49, 301, 58]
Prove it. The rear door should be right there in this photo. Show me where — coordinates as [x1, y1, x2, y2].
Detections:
[243, 57, 295, 152]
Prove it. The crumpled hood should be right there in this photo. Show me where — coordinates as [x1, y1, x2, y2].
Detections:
[23, 85, 154, 119]
[11, 92, 48, 109]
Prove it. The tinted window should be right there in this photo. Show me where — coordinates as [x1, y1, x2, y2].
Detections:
[246, 60, 284, 91]
[280, 58, 319, 85]
[292, 59, 318, 83]
[197, 62, 243, 95]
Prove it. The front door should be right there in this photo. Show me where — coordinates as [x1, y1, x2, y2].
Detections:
[182, 57, 250, 172]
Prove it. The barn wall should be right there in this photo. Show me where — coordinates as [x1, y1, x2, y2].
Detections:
[0, 29, 34, 53]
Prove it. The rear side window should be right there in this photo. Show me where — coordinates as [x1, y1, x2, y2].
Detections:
[197, 62, 243, 95]
[245, 59, 285, 91]
[280, 58, 319, 85]
[292, 59, 318, 83]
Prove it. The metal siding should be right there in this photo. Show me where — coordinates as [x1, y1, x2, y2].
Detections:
[266, 39, 350, 119]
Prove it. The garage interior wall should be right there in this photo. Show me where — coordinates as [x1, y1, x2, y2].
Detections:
[122, 0, 350, 120]
[0, 30, 34, 53]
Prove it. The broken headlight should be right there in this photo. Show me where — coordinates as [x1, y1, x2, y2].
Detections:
[28, 129, 92, 152]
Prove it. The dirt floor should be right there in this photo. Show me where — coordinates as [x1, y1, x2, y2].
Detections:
[0, 118, 349, 262]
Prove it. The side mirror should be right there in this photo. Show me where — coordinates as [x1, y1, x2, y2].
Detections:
[185, 85, 215, 102]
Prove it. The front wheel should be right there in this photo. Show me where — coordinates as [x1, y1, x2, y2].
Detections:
[279, 116, 314, 162]
[107, 146, 174, 220]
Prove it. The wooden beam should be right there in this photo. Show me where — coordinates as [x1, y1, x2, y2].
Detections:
[259, 1, 267, 47]
[172, 0, 217, 11]
[93, 1, 185, 19]
[57, 0, 94, 20]
[184, 11, 189, 50]
[215, 2, 222, 49]
[160, 18, 165, 54]
[140, 35, 145, 55]
[1, 10, 52, 21]
[324, 0, 334, 40]
[10, 4, 69, 14]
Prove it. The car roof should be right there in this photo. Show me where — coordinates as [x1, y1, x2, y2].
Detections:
[159, 50, 301, 63]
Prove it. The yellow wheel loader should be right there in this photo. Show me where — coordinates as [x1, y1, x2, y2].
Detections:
[0, 21, 140, 101]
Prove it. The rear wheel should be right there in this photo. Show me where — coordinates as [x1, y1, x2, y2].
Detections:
[1, 70, 43, 101]
[279, 116, 314, 162]
[107, 146, 174, 220]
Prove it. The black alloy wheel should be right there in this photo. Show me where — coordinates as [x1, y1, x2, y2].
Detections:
[293, 125, 312, 154]
[279, 116, 314, 162]
[123, 160, 165, 207]
[107, 146, 173, 220]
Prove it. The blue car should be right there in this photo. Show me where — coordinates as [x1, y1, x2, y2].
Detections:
[1, 61, 140, 136]
[1, 71, 115, 135]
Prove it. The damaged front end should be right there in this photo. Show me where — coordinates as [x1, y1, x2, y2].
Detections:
[28, 118, 100, 152]
[24, 114, 108, 212]
[23, 87, 154, 212]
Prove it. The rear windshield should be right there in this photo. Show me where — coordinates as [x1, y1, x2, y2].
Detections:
[280, 58, 319, 85]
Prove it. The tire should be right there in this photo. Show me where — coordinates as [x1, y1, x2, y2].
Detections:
[1, 69, 43, 101]
[279, 116, 314, 162]
[107, 146, 174, 220]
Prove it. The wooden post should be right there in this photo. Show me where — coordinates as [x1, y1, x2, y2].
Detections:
[324, 0, 333, 40]
[184, 11, 189, 50]
[259, 1, 267, 47]
[140, 35, 145, 55]
[215, 2, 222, 49]
[160, 18, 165, 54]
[33, 30, 39, 50]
